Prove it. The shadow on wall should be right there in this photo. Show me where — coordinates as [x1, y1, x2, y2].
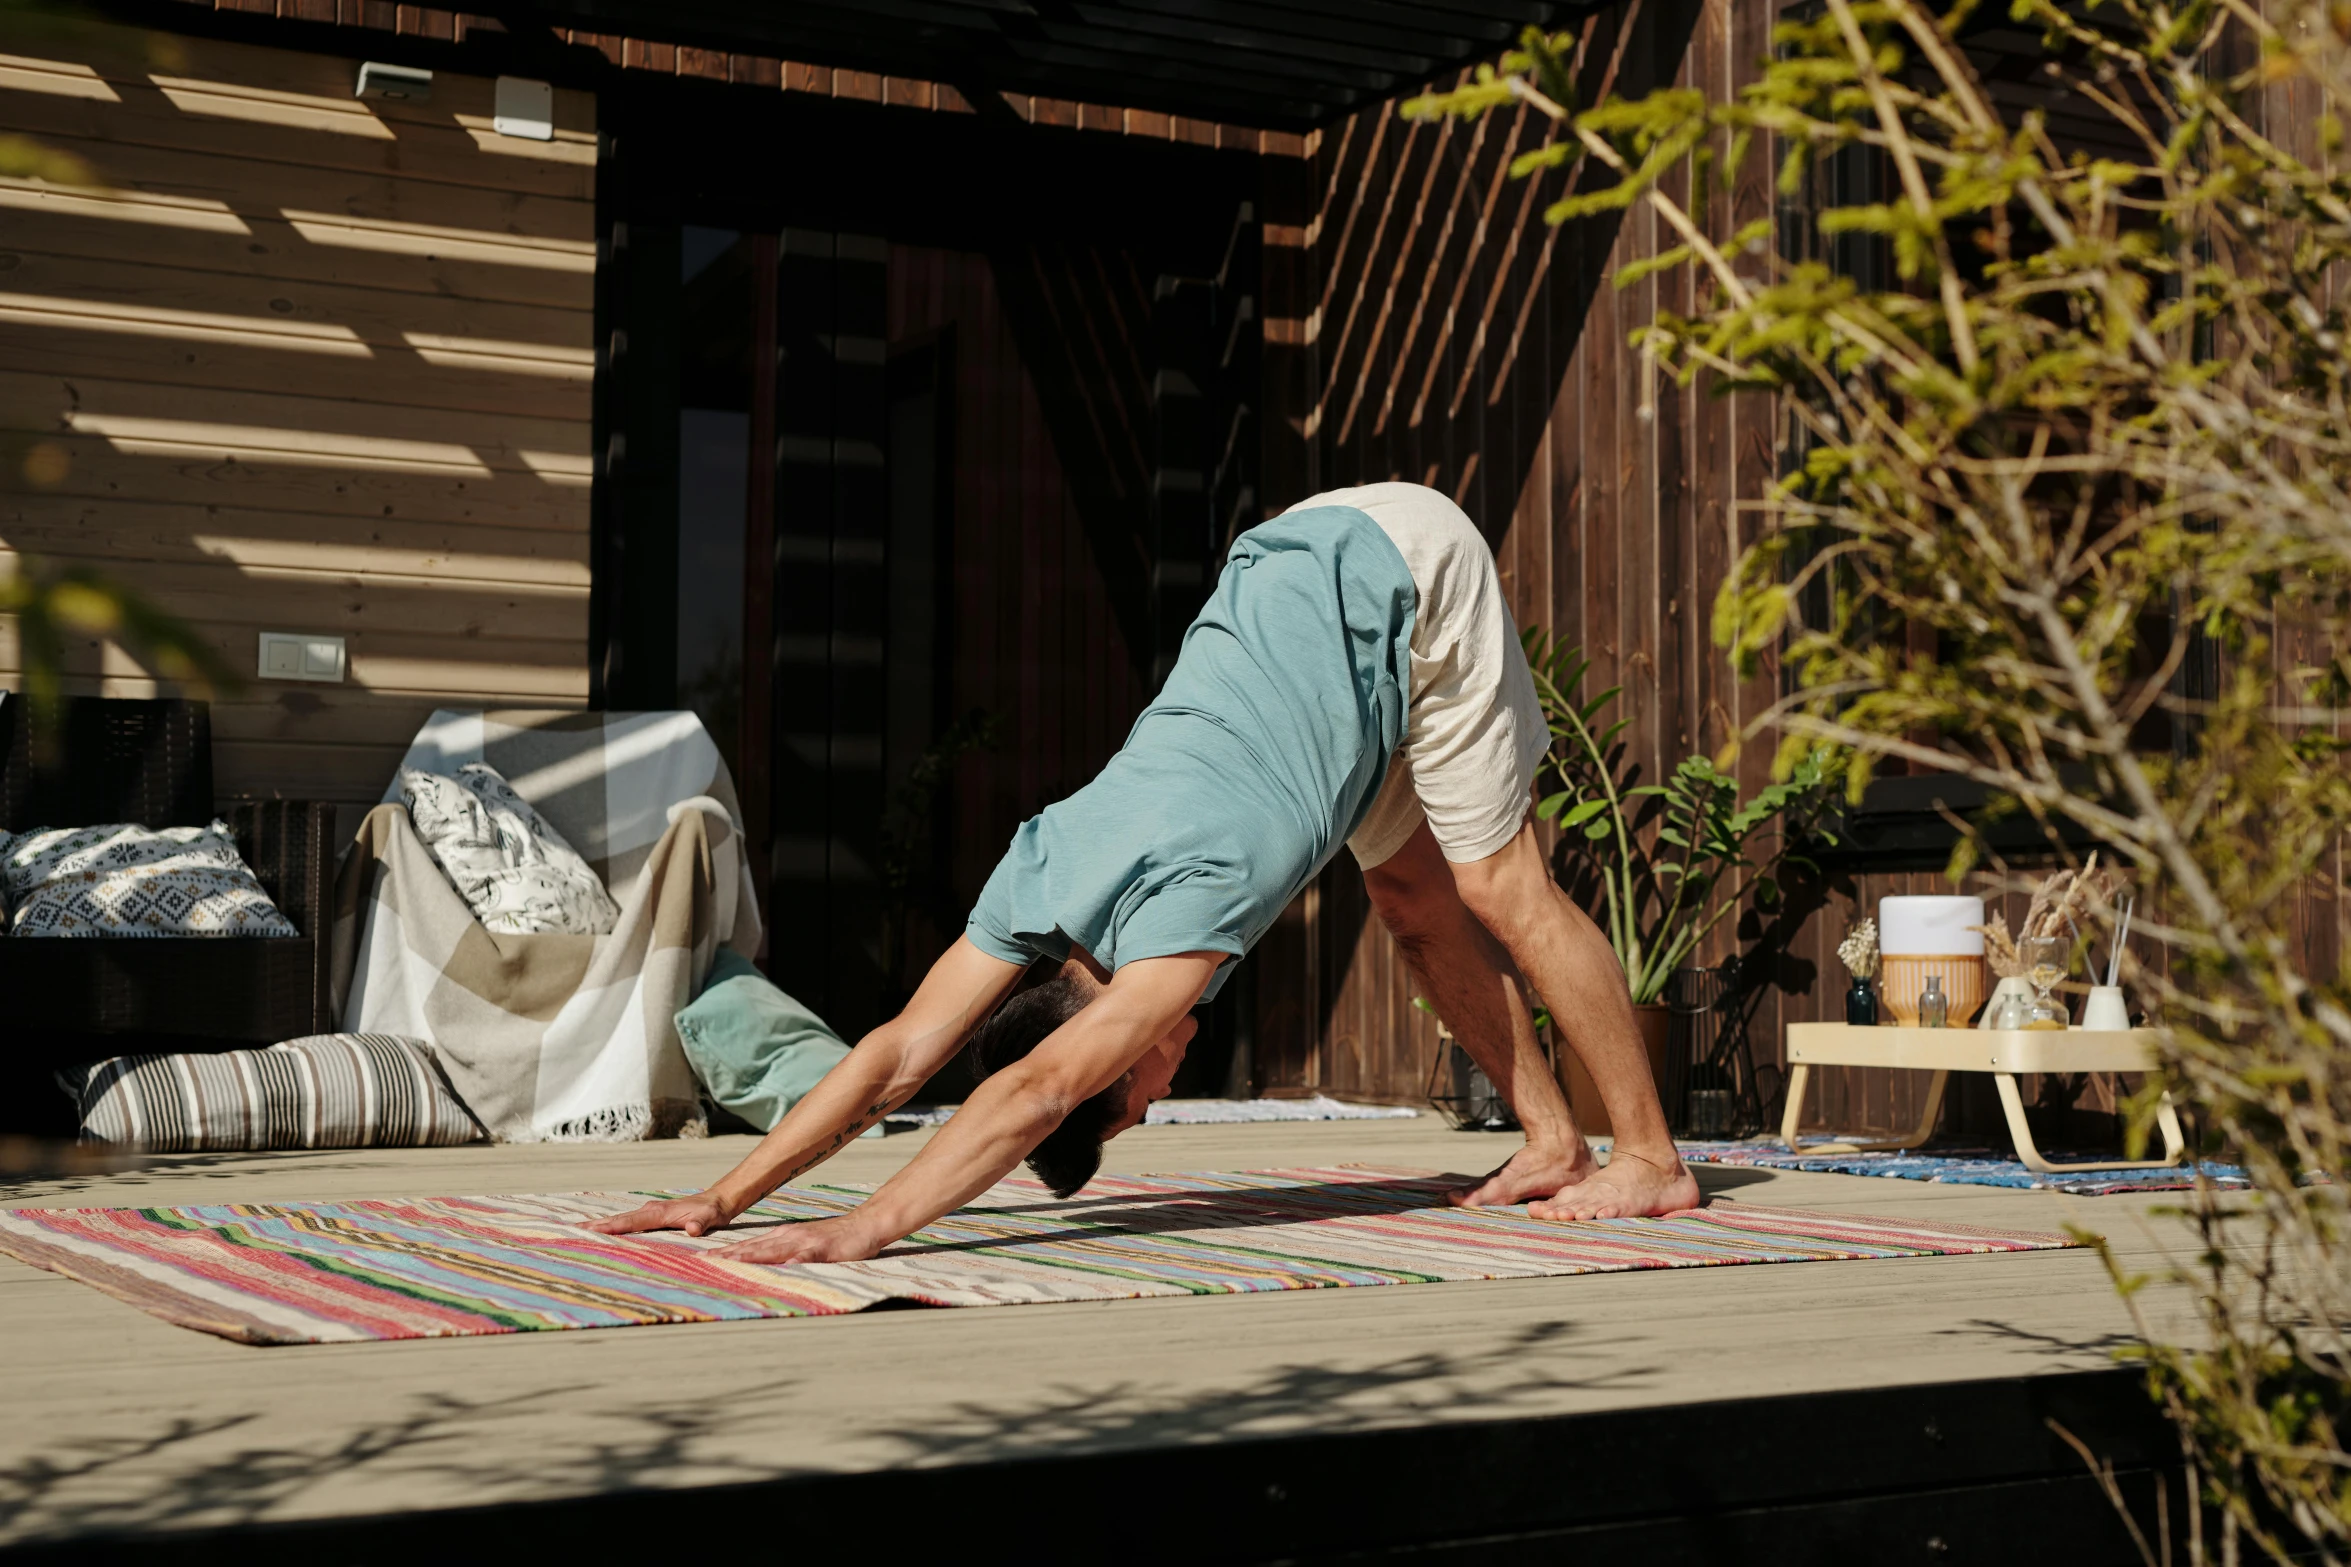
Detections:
[1252, 0, 1733, 1093]
[1279, 0, 1708, 535]
[0, 22, 598, 805]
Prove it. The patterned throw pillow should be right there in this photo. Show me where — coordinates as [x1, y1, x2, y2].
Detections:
[398, 763, 619, 936]
[2, 820, 298, 938]
[69, 1033, 485, 1151]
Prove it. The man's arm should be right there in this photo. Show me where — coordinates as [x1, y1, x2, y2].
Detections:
[707, 950, 1220, 1264]
[587, 937, 1023, 1237]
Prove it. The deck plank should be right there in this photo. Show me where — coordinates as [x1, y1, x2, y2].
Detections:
[0, 1120, 2199, 1544]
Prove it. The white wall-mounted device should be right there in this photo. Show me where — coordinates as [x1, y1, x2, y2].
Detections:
[257, 631, 347, 684]
[493, 76, 554, 140]
[355, 61, 433, 101]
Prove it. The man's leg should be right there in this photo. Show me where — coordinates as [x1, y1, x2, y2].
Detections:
[1362, 821, 1598, 1205]
[1450, 820, 1700, 1219]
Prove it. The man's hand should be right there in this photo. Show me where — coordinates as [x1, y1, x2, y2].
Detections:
[572, 940, 1023, 1251]
[586, 1196, 731, 1238]
[820, 950, 1221, 1254]
[711, 1215, 884, 1266]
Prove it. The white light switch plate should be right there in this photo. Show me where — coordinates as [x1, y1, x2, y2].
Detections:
[493, 76, 554, 140]
[258, 631, 345, 683]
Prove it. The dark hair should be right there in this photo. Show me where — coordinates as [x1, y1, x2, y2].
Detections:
[966, 974, 1127, 1198]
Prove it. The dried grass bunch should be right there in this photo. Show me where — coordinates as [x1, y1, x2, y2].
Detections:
[1836, 916, 1881, 980]
[1974, 862, 2124, 979]
[1973, 914, 2023, 980]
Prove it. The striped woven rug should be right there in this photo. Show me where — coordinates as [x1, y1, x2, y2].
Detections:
[0, 1167, 2084, 1346]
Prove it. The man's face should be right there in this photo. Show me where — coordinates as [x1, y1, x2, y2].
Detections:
[1107, 1010, 1197, 1136]
[1055, 955, 1197, 1136]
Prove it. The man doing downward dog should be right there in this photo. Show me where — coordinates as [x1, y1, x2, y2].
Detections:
[592, 483, 1697, 1263]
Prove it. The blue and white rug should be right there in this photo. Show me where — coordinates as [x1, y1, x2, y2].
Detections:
[1678, 1139, 2248, 1195]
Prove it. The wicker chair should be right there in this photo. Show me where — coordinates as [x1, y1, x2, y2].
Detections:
[0, 696, 335, 1134]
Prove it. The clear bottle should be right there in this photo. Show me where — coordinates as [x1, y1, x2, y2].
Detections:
[1918, 973, 1949, 1028]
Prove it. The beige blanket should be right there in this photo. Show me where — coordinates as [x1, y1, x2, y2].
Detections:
[331, 711, 762, 1142]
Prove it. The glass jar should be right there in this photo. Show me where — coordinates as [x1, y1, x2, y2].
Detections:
[1986, 984, 2035, 1030]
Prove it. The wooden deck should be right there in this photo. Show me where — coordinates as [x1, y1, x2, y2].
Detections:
[0, 1119, 2200, 1561]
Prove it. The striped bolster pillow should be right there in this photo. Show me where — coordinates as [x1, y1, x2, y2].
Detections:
[71, 1034, 485, 1152]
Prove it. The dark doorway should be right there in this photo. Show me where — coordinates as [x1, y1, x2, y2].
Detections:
[597, 84, 1264, 1064]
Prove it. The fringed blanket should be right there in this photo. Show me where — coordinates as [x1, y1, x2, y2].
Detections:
[331, 711, 762, 1143]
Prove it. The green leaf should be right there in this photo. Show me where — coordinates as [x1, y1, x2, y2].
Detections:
[1536, 790, 1573, 821]
[1583, 820, 1611, 840]
[1577, 686, 1623, 726]
[1560, 799, 1608, 827]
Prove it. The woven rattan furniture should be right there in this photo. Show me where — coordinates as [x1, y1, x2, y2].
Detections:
[0, 696, 335, 1047]
[1781, 1022, 2186, 1174]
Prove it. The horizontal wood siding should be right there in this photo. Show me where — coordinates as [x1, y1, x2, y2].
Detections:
[0, 21, 595, 802]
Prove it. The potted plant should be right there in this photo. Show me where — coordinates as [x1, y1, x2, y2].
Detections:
[1522, 629, 1840, 1128]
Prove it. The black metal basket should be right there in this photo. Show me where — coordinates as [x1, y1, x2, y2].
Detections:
[1663, 960, 1770, 1139]
[1424, 1027, 1523, 1132]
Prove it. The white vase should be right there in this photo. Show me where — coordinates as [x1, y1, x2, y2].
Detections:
[2080, 985, 2131, 1032]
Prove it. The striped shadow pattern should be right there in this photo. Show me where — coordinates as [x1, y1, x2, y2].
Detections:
[0, 1167, 2084, 1346]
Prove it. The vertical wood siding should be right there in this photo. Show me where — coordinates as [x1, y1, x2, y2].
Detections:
[886, 245, 1152, 975]
[0, 21, 595, 802]
[1252, 0, 2138, 1133]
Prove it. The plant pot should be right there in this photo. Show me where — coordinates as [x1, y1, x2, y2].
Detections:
[1561, 1002, 1673, 1138]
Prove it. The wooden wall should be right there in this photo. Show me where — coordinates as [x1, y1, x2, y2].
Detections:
[0, 20, 595, 802]
[886, 244, 1154, 975]
[1251, 0, 1750, 1104]
[1248, 0, 2123, 1136]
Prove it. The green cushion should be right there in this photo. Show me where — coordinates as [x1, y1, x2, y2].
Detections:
[675, 949, 852, 1132]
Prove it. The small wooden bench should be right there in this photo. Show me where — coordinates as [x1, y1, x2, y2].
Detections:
[1782, 1023, 2185, 1174]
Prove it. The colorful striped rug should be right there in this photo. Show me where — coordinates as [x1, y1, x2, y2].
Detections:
[0, 1166, 2085, 1346]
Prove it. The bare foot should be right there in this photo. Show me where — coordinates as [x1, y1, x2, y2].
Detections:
[1526, 1148, 1700, 1221]
[1450, 1142, 1598, 1208]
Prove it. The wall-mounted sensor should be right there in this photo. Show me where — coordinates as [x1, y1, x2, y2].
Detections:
[355, 61, 432, 101]
[493, 76, 553, 140]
